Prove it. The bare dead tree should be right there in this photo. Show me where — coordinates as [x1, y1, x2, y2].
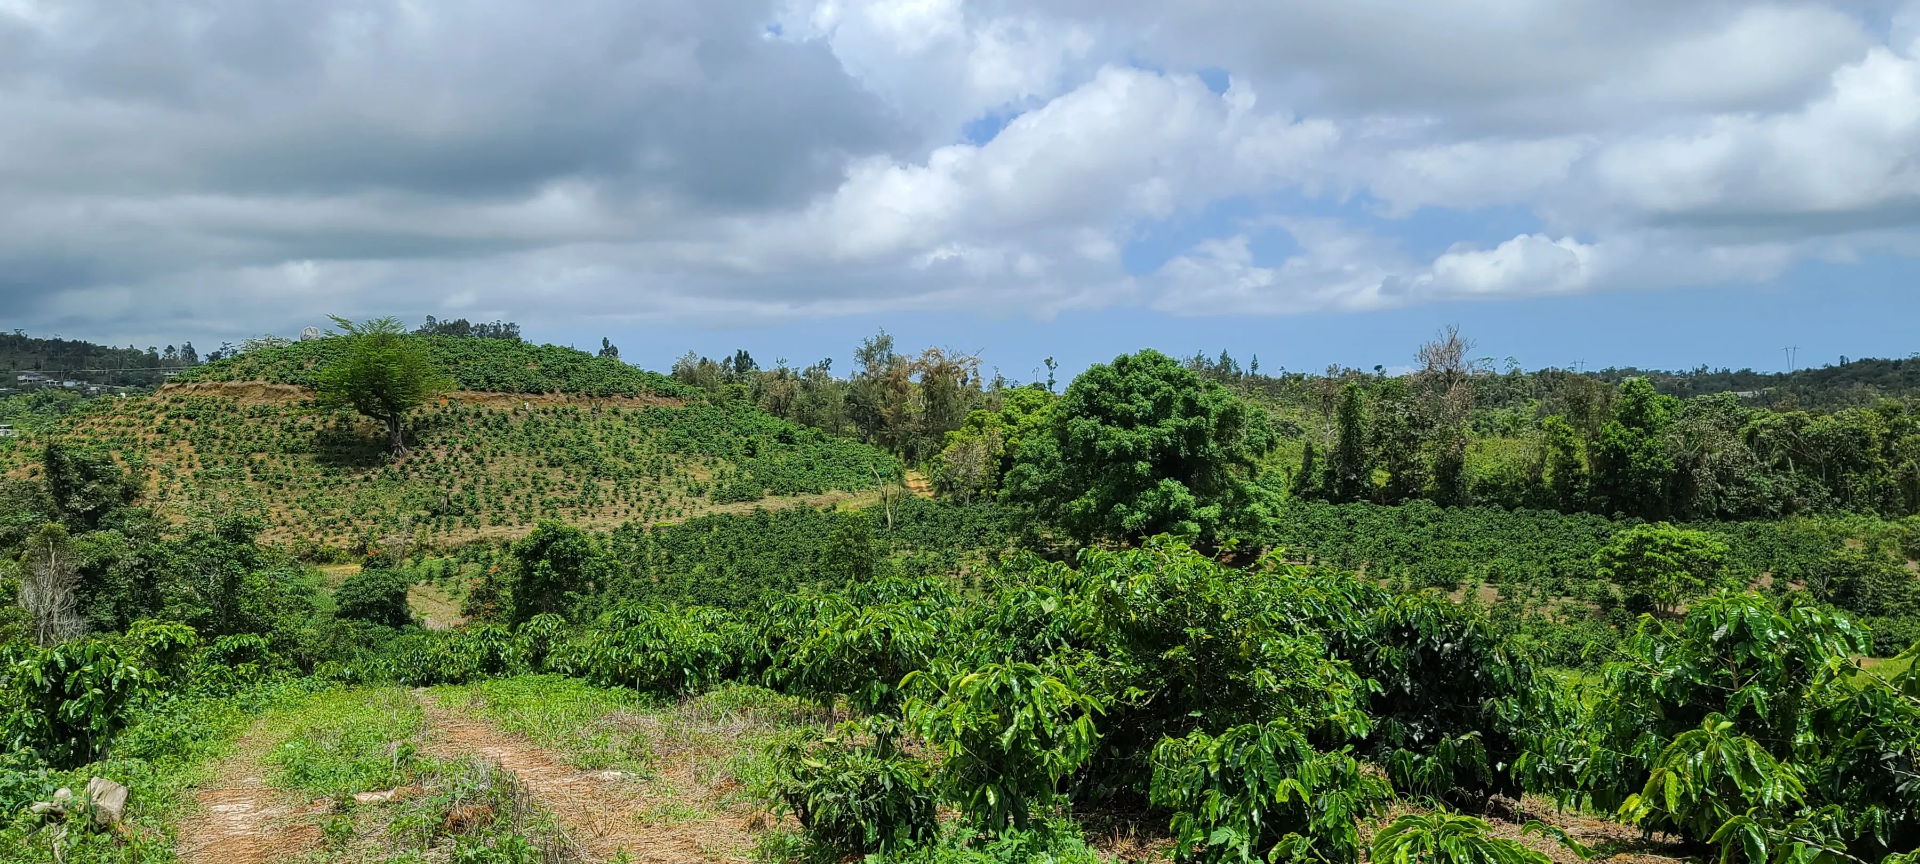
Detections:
[1417, 326, 1478, 503]
[20, 525, 85, 646]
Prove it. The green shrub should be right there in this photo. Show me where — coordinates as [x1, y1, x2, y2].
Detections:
[1, 636, 154, 768]
[773, 718, 938, 856]
[335, 568, 413, 628]
[548, 606, 736, 694]
[904, 662, 1103, 833]
[1150, 720, 1389, 864]
[1370, 812, 1552, 864]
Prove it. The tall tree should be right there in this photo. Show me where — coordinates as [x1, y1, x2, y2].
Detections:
[1541, 415, 1589, 511]
[315, 316, 451, 457]
[1590, 378, 1677, 518]
[42, 442, 140, 532]
[1416, 326, 1476, 505]
[1371, 378, 1428, 504]
[1328, 381, 1373, 502]
[510, 521, 606, 623]
[1007, 349, 1277, 546]
[1592, 523, 1729, 617]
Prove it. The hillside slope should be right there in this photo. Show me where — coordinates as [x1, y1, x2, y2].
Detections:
[171, 334, 693, 398]
[3, 339, 897, 548]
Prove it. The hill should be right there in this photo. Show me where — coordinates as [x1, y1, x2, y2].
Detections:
[172, 333, 692, 398]
[3, 338, 896, 549]
[1592, 355, 1920, 409]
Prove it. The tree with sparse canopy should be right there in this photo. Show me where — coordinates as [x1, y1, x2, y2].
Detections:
[315, 316, 451, 457]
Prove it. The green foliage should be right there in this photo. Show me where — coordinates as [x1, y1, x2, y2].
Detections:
[1591, 378, 1679, 519]
[931, 386, 1054, 502]
[1, 636, 156, 768]
[1593, 523, 1731, 617]
[602, 498, 1019, 609]
[1622, 714, 1806, 841]
[1369, 812, 1553, 864]
[904, 662, 1103, 833]
[1354, 591, 1537, 808]
[1262, 498, 1850, 595]
[382, 625, 525, 686]
[773, 717, 939, 856]
[1007, 349, 1277, 546]
[1327, 381, 1373, 504]
[313, 316, 454, 456]
[264, 687, 425, 798]
[41, 442, 139, 532]
[177, 331, 691, 398]
[334, 568, 413, 628]
[548, 605, 740, 694]
[509, 521, 606, 623]
[1150, 720, 1389, 864]
[770, 584, 950, 714]
[1518, 594, 1920, 861]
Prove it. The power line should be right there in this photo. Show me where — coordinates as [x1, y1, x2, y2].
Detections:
[1783, 346, 1799, 374]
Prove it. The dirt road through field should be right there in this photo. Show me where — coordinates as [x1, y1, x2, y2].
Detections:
[174, 718, 321, 864]
[417, 691, 761, 863]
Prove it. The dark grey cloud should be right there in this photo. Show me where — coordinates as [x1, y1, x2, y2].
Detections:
[3, 0, 1919, 347]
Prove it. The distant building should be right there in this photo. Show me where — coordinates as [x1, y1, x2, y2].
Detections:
[0, 425, 15, 438]
[17, 372, 46, 383]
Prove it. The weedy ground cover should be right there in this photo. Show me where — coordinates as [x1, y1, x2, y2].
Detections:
[431, 675, 661, 773]
[0, 687, 282, 864]
[257, 686, 574, 863]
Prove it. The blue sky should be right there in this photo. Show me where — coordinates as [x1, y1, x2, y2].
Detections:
[4, 0, 1918, 377]
[553, 252, 1920, 382]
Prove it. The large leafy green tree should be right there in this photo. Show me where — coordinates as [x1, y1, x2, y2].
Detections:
[315, 316, 451, 456]
[42, 442, 140, 532]
[1006, 350, 1277, 546]
[1592, 522, 1729, 617]
[1590, 378, 1677, 518]
[1328, 381, 1374, 503]
[510, 520, 607, 623]
[334, 568, 413, 629]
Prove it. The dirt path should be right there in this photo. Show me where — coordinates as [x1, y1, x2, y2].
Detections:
[417, 692, 760, 863]
[174, 717, 322, 864]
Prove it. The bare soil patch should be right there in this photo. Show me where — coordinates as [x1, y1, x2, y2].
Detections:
[174, 718, 324, 864]
[408, 582, 467, 630]
[417, 692, 763, 863]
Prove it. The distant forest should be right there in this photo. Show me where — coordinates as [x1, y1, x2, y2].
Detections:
[0, 332, 201, 387]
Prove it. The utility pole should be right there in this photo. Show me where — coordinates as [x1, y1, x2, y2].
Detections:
[1784, 346, 1799, 374]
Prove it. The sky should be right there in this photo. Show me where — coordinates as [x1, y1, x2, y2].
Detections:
[5, 0, 1920, 379]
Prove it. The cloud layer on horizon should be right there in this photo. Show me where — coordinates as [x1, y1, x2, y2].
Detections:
[5, 0, 1920, 342]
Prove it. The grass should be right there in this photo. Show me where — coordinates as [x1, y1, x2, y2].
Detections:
[263, 687, 427, 799]
[1861, 652, 1915, 680]
[432, 675, 661, 773]
[0, 682, 308, 864]
[252, 686, 577, 863]
[304, 758, 572, 864]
